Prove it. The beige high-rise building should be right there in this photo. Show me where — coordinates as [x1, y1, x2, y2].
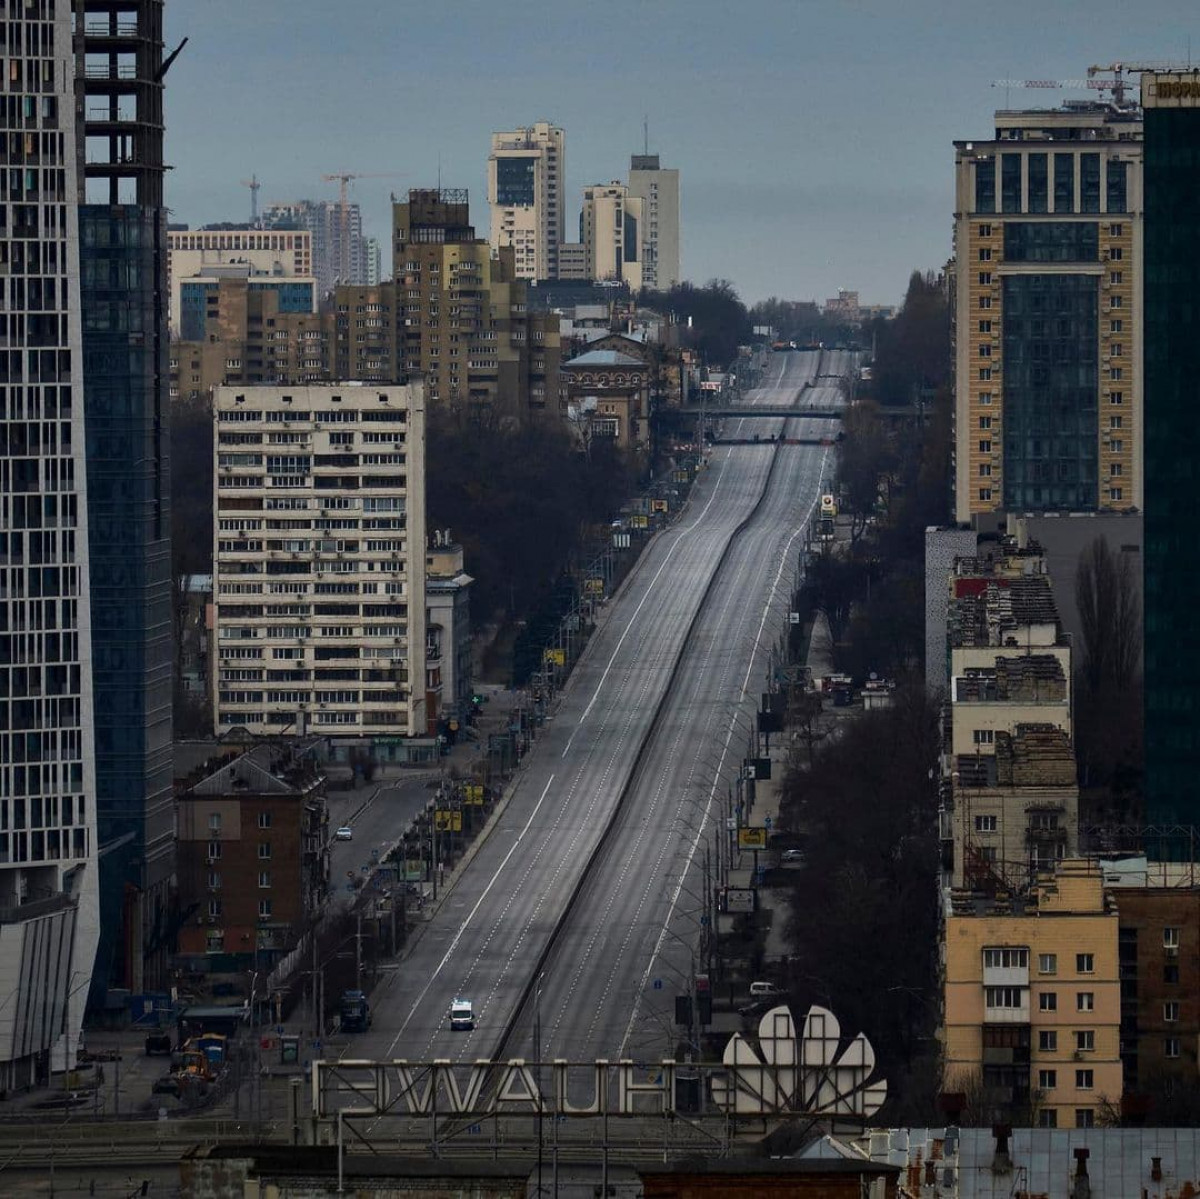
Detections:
[944, 859, 1122, 1129]
[395, 190, 560, 417]
[167, 226, 313, 336]
[488, 123, 565, 281]
[953, 102, 1143, 523]
[212, 384, 428, 756]
[627, 154, 680, 291]
[581, 182, 645, 291]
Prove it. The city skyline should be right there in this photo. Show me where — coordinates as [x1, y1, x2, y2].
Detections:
[163, 0, 1198, 305]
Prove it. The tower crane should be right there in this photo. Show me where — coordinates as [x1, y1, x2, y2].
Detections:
[320, 173, 404, 286]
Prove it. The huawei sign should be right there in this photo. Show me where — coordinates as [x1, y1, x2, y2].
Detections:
[712, 1004, 888, 1118]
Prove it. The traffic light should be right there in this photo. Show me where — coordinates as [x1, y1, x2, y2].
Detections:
[674, 995, 692, 1026]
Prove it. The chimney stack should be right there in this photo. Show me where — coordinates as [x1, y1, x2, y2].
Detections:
[1072, 1146, 1091, 1199]
[1151, 1156, 1163, 1182]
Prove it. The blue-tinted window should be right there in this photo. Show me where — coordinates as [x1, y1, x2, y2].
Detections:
[1004, 222, 1098, 263]
[495, 157, 535, 207]
[1028, 154, 1048, 214]
[179, 282, 214, 341]
[1054, 153, 1075, 213]
[1002, 273, 1098, 511]
[1002, 154, 1022, 213]
[1080, 154, 1101, 213]
[1106, 159, 1128, 214]
[975, 157, 996, 214]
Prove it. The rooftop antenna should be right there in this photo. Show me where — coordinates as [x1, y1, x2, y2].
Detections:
[643, 115, 649, 156]
[437, 152, 442, 194]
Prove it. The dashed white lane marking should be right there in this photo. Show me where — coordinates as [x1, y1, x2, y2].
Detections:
[385, 773, 556, 1055]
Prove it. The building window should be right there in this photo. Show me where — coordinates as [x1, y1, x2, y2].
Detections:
[208, 813, 222, 832]
[1039, 953, 1057, 975]
[258, 811, 272, 829]
[979, 463, 992, 477]
[1076, 1069, 1094, 1090]
[1110, 415, 1123, 429]
[1075, 1108, 1094, 1128]
[974, 729, 995, 745]
[258, 899, 273, 918]
[979, 367, 992, 381]
[979, 272, 992, 286]
[1108, 488, 1124, 502]
[1077, 992, 1095, 1012]
[1039, 1109, 1058, 1128]
[979, 439, 992, 454]
[1165, 927, 1180, 949]
[979, 247, 993, 262]
[1110, 392, 1124, 405]
[979, 320, 993, 334]
[979, 488, 992, 502]
[207, 841, 222, 861]
[984, 948, 1028, 968]
[1040, 992, 1058, 1012]
[980, 416, 993, 429]
[978, 223, 992, 237]
[1110, 318, 1124, 332]
[979, 295, 992, 309]
[1110, 294, 1123, 309]
[1110, 246, 1124, 261]
[208, 899, 222, 918]
[1039, 1030, 1058, 1052]
[258, 842, 272, 860]
[1166, 1037, 1181, 1059]
[1076, 953, 1094, 974]
[979, 343, 991, 357]
[1165, 964, 1180, 984]
[258, 871, 272, 888]
[980, 392, 993, 405]
[1038, 1069, 1057, 1090]
[985, 986, 1025, 1009]
[1164, 1001, 1180, 1023]
[1110, 440, 1123, 453]
[975, 815, 999, 833]
[1076, 1030, 1095, 1052]
[1109, 223, 1123, 237]
[208, 872, 222, 890]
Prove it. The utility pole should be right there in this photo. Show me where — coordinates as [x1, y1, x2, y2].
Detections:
[534, 973, 545, 1197]
[355, 913, 363, 991]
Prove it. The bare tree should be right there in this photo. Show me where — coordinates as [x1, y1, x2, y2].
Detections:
[1076, 536, 1141, 696]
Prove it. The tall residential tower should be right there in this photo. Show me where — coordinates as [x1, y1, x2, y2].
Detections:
[627, 153, 681, 291]
[488, 123, 565, 281]
[0, 0, 101, 1087]
[952, 103, 1143, 524]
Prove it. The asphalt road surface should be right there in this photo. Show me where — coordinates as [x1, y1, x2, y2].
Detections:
[339, 350, 853, 1077]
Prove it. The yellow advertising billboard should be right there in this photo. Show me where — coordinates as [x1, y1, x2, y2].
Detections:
[435, 810, 463, 833]
[737, 827, 768, 850]
[543, 647, 565, 667]
[464, 784, 485, 805]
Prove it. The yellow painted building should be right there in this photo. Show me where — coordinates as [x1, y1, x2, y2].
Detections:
[944, 859, 1121, 1128]
[953, 103, 1142, 523]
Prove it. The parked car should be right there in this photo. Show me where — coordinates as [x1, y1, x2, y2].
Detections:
[781, 848, 807, 863]
[335, 826, 353, 841]
[749, 981, 784, 999]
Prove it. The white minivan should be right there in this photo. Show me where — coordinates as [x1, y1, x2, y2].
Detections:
[749, 981, 783, 999]
[449, 998, 475, 1031]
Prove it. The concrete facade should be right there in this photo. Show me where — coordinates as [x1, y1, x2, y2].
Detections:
[582, 182, 645, 290]
[944, 860, 1122, 1128]
[167, 227, 313, 336]
[628, 153, 681, 291]
[488, 123, 565, 281]
[952, 103, 1143, 523]
[212, 384, 428, 755]
[426, 540, 474, 726]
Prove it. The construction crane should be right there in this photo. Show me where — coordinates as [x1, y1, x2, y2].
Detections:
[320, 173, 403, 286]
[240, 174, 261, 226]
[1088, 61, 1195, 108]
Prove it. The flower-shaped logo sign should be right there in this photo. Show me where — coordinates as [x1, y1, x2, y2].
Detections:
[711, 1004, 887, 1117]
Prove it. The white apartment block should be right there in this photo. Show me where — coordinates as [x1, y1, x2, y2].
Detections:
[213, 385, 428, 755]
[167, 227, 314, 336]
[488, 123, 565, 281]
[582, 182, 644, 291]
[627, 154, 680, 291]
[0, 0, 100, 1089]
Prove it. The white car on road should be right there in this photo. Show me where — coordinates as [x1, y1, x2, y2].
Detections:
[334, 826, 353, 841]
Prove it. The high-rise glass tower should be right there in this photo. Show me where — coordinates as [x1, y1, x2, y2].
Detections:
[0, 0, 101, 1089]
[1142, 72, 1200, 834]
[78, 0, 173, 997]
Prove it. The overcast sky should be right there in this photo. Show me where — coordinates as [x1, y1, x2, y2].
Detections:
[164, 0, 1198, 307]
